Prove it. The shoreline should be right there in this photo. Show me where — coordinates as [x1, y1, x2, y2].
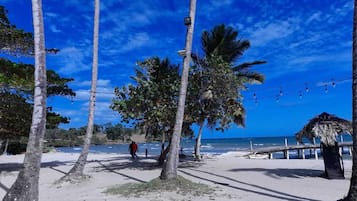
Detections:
[0, 151, 352, 201]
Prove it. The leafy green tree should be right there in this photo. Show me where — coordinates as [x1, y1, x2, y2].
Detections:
[3, 0, 47, 199]
[46, 110, 70, 129]
[104, 123, 132, 142]
[0, 6, 33, 56]
[0, 91, 32, 139]
[111, 57, 194, 164]
[0, 58, 75, 141]
[190, 24, 265, 159]
[44, 127, 88, 147]
[0, 58, 75, 98]
[0, 6, 58, 56]
[119, 57, 180, 136]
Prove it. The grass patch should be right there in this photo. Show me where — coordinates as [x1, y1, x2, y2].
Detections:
[104, 176, 214, 198]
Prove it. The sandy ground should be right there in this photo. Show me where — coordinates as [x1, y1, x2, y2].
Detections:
[0, 151, 352, 201]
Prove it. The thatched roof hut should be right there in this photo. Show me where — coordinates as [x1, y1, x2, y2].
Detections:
[295, 112, 351, 146]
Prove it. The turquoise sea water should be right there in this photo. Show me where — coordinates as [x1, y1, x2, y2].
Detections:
[56, 134, 352, 159]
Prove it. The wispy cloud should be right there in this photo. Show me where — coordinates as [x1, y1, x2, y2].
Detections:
[74, 88, 114, 101]
[248, 19, 298, 46]
[44, 12, 58, 18]
[49, 25, 61, 33]
[288, 52, 350, 67]
[56, 46, 91, 75]
[210, 0, 233, 7]
[73, 79, 114, 101]
[73, 79, 111, 87]
[76, 101, 119, 124]
[118, 32, 152, 53]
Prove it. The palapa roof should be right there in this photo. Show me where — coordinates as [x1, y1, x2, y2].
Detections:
[295, 112, 351, 146]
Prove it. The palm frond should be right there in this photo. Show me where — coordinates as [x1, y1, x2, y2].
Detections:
[236, 72, 265, 84]
[232, 60, 267, 71]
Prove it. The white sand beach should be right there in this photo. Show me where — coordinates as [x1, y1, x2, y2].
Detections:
[0, 151, 352, 201]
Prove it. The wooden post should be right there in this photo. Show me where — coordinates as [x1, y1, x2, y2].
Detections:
[340, 135, 344, 155]
[296, 142, 301, 158]
[302, 149, 305, 160]
[313, 137, 318, 160]
[269, 153, 273, 159]
[285, 137, 289, 160]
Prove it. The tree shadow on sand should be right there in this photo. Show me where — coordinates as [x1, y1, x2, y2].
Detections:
[179, 168, 321, 201]
[0, 160, 72, 192]
[91, 155, 203, 172]
[0, 161, 73, 173]
[229, 168, 325, 179]
[89, 155, 204, 184]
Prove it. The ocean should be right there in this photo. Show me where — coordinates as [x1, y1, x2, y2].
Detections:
[55, 134, 352, 159]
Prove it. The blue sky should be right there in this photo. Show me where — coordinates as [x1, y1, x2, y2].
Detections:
[2, 0, 353, 138]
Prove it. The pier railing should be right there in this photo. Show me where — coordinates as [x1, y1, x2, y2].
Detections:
[250, 141, 352, 160]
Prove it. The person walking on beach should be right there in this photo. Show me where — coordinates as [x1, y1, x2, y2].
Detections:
[129, 141, 138, 159]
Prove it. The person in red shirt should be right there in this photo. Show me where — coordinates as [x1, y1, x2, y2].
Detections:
[129, 141, 138, 159]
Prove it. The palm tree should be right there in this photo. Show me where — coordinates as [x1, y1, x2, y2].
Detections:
[192, 25, 265, 159]
[160, 0, 196, 180]
[341, 0, 357, 199]
[59, 0, 100, 182]
[3, 0, 47, 200]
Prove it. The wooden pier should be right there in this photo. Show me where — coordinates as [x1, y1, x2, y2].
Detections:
[250, 141, 353, 160]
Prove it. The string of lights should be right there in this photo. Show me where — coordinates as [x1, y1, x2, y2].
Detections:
[243, 76, 351, 105]
[65, 76, 351, 105]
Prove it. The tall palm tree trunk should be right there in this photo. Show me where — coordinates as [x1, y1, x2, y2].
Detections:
[60, 0, 100, 181]
[343, 0, 357, 200]
[194, 121, 204, 160]
[160, 0, 196, 180]
[3, 0, 47, 200]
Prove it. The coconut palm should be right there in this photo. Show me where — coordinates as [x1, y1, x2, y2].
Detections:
[59, 0, 100, 182]
[296, 112, 351, 146]
[191, 24, 265, 159]
[3, 0, 47, 200]
[160, 0, 196, 180]
[341, 0, 357, 199]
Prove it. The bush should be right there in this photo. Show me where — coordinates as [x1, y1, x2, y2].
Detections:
[7, 141, 27, 155]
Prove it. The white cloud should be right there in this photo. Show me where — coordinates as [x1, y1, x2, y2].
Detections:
[74, 79, 111, 87]
[77, 101, 119, 124]
[44, 12, 58, 18]
[210, 0, 233, 7]
[73, 78, 115, 101]
[95, 108, 120, 124]
[57, 46, 90, 74]
[118, 32, 152, 53]
[49, 25, 61, 33]
[248, 19, 298, 46]
[306, 12, 321, 24]
[74, 88, 114, 101]
[288, 52, 350, 66]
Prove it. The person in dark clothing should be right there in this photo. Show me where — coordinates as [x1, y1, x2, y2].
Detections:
[129, 141, 138, 159]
